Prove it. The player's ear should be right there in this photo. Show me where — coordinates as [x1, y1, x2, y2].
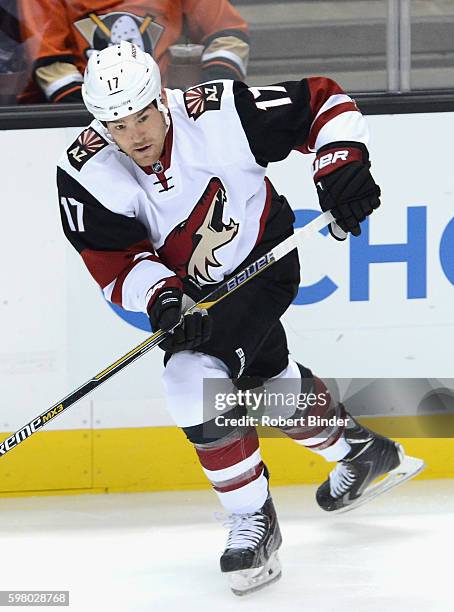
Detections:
[160, 89, 168, 105]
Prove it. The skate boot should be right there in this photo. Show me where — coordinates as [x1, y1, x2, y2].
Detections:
[220, 495, 282, 596]
[316, 414, 425, 513]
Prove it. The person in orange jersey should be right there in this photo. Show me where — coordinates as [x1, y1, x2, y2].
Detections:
[17, 0, 249, 102]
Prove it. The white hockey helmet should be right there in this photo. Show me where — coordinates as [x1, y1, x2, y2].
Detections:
[82, 40, 168, 123]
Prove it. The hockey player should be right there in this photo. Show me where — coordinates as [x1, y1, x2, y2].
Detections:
[56, 41, 424, 596]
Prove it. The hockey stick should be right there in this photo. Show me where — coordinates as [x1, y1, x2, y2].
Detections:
[89, 13, 112, 38]
[0, 210, 338, 459]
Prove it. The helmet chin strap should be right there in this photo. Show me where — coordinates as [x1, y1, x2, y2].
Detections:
[156, 94, 170, 129]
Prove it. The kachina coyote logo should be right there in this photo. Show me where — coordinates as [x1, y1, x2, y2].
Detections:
[74, 12, 164, 58]
[158, 177, 239, 284]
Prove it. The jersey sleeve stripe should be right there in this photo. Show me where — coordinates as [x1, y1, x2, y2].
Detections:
[33, 54, 78, 70]
[202, 58, 244, 79]
[202, 48, 247, 76]
[80, 239, 181, 314]
[306, 77, 345, 119]
[39, 70, 83, 99]
[53, 84, 82, 103]
[80, 239, 157, 288]
[295, 101, 361, 153]
[202, 29, 250, 48]
[313, 93, 357, 123]
[314, 111, 370, 150]
[112, 258, 180, 313]
[112, 258, 181, 313]
[308, 101, 360, 151]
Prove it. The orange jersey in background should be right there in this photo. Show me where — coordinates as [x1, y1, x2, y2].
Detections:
[18, 0, 249, 102]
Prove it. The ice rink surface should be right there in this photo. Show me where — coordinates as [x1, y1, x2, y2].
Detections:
[0, 479, 452, 612]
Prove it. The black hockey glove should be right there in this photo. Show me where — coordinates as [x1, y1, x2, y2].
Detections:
[313, 142, 381, 239]
[148, 287, 212, 353]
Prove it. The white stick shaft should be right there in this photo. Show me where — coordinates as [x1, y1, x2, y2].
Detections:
[272, 210, 337, 261]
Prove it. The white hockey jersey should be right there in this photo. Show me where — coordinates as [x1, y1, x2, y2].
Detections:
[57, 78, 369, 314]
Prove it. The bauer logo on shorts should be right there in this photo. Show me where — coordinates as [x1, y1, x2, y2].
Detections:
[67, 128, 109, 171]
[184, 83, 224, 121]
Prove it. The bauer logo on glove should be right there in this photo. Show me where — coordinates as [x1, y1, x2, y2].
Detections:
[313, 141, 381, 240]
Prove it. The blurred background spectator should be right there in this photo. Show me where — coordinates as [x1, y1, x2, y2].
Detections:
[16, 0, 250, 103]
[7, 1, 454, 107]
[0, 0, 28, 104]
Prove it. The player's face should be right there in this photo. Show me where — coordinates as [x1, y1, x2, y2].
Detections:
[107, 97, 167, 167]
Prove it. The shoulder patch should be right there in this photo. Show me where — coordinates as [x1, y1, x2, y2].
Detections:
[184, 83, 224, 121]
[67, 127, 109, 171]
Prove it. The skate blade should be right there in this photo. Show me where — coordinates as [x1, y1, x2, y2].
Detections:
[332, 454, 426, 515]
[228, 551, 282, 596]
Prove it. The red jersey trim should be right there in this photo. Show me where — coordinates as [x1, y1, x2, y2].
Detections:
[307, 101, 359, 151]
[313, 146, 363, 180]
[110, 254, 162, 307]
[307, 77, 344, 119]
[80, 239, 157, 289]
[254, 177, 272, 247]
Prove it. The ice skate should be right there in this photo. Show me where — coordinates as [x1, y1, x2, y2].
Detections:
[316, 415, 425, 513]
[220, 495, 282, 596]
